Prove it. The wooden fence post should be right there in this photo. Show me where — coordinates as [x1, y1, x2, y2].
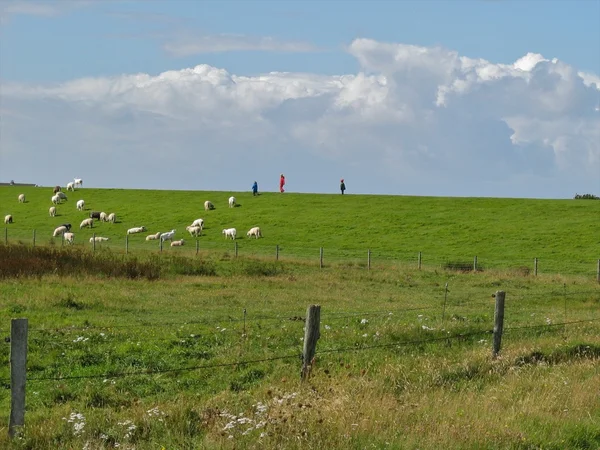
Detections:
[473, 256, 478, 272]
[301, 305, 321, 381]
[92, 233, 96, 252]
[125, 234, 128, 254]
[319, 247, 323, 269]
[4, 227, 7, 245]
[367, 249, 371, 270]
[442, 282, 449, 321]
[9, 318, 28, 439]
[492, 291, 505, 358]
[196, 239, 199, 255]
[534, 258, 538, 276]
[159, 238, 163, 253]
[276, 245, 279, 261]
[61, 232, 64, 247]
[234, 241, 238, 258]
[32, 230, 36, 248]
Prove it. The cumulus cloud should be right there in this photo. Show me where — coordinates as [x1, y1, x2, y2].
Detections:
[1, 38, 598, 198]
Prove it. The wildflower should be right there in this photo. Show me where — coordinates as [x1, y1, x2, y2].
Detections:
[360, 319, 368, 324]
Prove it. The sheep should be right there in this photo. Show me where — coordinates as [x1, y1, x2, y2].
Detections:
[89, 236, 109, 243]
[186, 225, 202, 237]
[99, 212, 108, 222]
[66, 182, 75, 191]
[160, 229, 176, 242]
[222, 228, 237, 240]
[79, 218, 93, 229]
[76, 199, 85, 211]
[60, 223, 72, 231]
[57, 192, 68, 201]
[127, 226, 146, 235]
[89, 211, 101, 220]
[204, 200, 214, 211]
[74, 178, 83, 187]
[107, 213, 116, 223]
[170, 239, 185, 247]
[63, 232, 75, 244]
[53, 185, 61, 194]
[246, 226, 262, 239]
[145, 232, 161, 241]
[4, 214, 13, 224]
[228, 196, 236, 208]
[53, 225, 67, 237]
[18, 194, 25, 203]
[51, 194, 60, 205]
[190, 218, 204, 229]
[49, 206, 57, 217]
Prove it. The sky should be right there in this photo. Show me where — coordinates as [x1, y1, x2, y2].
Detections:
[0, 0, 599, 198]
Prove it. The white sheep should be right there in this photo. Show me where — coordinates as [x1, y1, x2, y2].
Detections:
[170, 239, 185, 247]
[204, 200, 214, 211]
[74, 178, 83, 187]
[48, 206, 57, 217]
[127, 226, 147, 235]
[51, 194, 60, 205]
[190, 218, 204, 229]
[63, 232, 75, 244]
[160, 229, 176, 242]
[228, 196, 236, 208]
[107, 213, 116, 223]
[246, 226, 262, 239]
[145, 232, 161, 241]
[186, 225, 202, 237]
[80, 218, 93, 229]
[18, 194, 25, 203]
[222, 227, 237, 240]
[99, 212, 108, 222]
[76, 199, 85, 211]
[53, 225, 67, 237]
[66, 182, 75, 191]
[4, 214, 13, 224]
[89, 236, 109, 243]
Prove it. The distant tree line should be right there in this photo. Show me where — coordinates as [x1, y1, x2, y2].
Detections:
[574, 193, 599, 200]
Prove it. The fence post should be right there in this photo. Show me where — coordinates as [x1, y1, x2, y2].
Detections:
[367, 249, 371, 270]
[473, 256, 478, 272]
[534, 258, 538, 276]
[92, 233, 96, 252]
[9, 318, 28, 439]
[442, 282, 449, 321]
[4, 227, 7, 245]
[32, 230, 36, 248]
[125, 234, 128, 254]
[276, 245, 279, 261]
[301, 305, 321, 381]
[196, 239, 199, 255]
[243, 308, 247, 337]
[61, 232, 64, 247]
[418, 251, 422, 270]
[597, 259, 600, 284]
[160, 238, 163, 253]
[234, 241, 238, 258]
[492, 291, 505, 358]
[319, 247, 323, 269]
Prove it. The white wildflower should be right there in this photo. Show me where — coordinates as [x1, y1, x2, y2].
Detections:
[360, 319, 368, 324]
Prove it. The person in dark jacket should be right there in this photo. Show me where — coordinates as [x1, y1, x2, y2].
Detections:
[279, 174, 286, 193]
[340, 178, 346, 195]
[252, 181, 259, 196]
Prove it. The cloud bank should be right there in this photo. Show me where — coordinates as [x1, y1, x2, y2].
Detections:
[1, 38, 598, 198]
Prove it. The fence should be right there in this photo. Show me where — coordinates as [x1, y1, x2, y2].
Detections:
[2, 227, 600, 280]
[4, 288, 600, 438]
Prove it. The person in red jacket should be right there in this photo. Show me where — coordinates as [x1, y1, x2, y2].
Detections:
[279, 174, 285, 193]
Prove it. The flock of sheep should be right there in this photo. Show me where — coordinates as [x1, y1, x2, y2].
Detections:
[5, 183, 263, 248]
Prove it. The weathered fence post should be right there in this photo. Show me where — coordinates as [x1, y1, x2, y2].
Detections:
[301, 305, 321, 381]
[492, 291, 506, 358]
[196, 239, 199, 255]
[125, 234, 128, 254]
[32, 230, 36, 248]
[92, 233, 96, 252]
[367, 249, 371, 271]
[61, 232, 64, 247]
[442, 282, 449, 321]
[276, 245, 279, 261]
[159, 238, 163, 253]
[4, 227, 7, 245]
[473, 256, 478, 272]
[234, 241, 238, 258]
[9, 318, 28, 439]
[534, 257, 538, 276]
[418, 251, 422, 270]
[597, 259, 600, 284]
[319, 247, 323, 269]
[243, 308, 247, 337]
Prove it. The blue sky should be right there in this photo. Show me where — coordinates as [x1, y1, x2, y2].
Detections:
[0, 0, 599, 198]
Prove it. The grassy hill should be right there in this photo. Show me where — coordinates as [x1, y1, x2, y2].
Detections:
[1, 185, 599, 274]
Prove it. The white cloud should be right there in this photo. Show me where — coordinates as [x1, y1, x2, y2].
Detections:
[1, 38, 598, 198]
[0, 0, 92, 23]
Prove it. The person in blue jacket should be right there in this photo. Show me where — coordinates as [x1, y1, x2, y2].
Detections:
[252, 181, 259, 196]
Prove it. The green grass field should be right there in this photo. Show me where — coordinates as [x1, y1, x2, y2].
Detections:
[0, 185, 599, 449]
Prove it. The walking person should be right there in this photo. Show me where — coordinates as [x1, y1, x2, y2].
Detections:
[340, 178, 346, 195]
[279, 174, 286, 193]
[252, 181, 259, 196]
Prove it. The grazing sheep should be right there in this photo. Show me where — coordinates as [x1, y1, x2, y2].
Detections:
[53, 225, 67, 237]
[4, 214, 13, 224]
[63, 232, 75, 244]
[79, 218, 93, 229]
[89, 236, 109, 243]
[170, 239, 185, 247]
[57, 192, 68, 201]
[89, 211, 101, 220]
[60, 223, 72, 232]
[228, 196, 236, 208]
[18, 194, 25, 203]
[53, 185, 62, 194]
[66, 182, 75, 191]
[76, 199, 85, 211]
[99, 212, 108, 222]
[186, 225, 202, 237]
[74, 178, 83, 187]
[160, 229, 176, 242]
[145, 232, 161, 241]
[204, 200, 214, 211]
[49, 206, 57, 217]
[51, 194, 60, 205]
[107, 213, 116, 223]
[222, 228, 237, 240]
[190, 218, 204, 229]
[246, 226, 262, 239]
[127, 226, 147, 235]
